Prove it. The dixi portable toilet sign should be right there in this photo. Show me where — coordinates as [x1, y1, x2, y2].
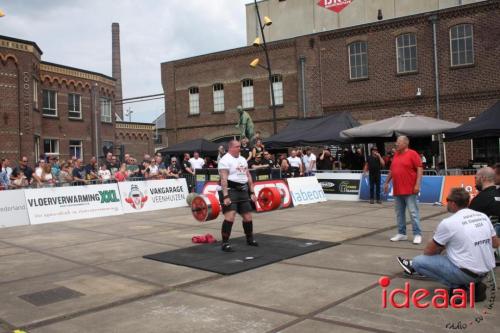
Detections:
[317, 0, 353, 13]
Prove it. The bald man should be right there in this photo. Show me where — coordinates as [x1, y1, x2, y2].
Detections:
[384, 136, 423, 244]
[494, 163, 500, 187]
[469, 167, 500, 236]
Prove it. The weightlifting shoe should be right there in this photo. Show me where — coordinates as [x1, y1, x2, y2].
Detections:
[221, 242, 234, 252]
[390, 234, 408, 242]
[247, 239, 259, 247]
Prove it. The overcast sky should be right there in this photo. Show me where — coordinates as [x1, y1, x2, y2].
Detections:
[1, 0, 251, 123]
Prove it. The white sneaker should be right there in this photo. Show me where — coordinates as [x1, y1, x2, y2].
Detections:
[413, 235, 422, 244]
[390, 234, 408, 242]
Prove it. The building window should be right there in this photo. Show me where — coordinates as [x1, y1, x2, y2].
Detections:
[241, 79, 254, 109]
[271, 74, 283, 105]
[69, 140, 83, 159]
[100, 97, 112, 123]
[42, 90, 57, 116]
[450, 24, 474, 66]
[33, 79, 38, 109]
[396, 33, 417, 73]
[348, 41, 368, 79]
[213, 83, 224, 112]
[154, 134, 162, 144]
[189, 87, 200, 115]
[472, 137, 499, 163]
[43, 139, 59, 156]
[68, 93, 82, 119]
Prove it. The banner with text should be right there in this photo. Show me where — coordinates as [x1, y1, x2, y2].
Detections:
[25, 184, 123, 225]
[0, 189, 30, 228]
[440, 175, 477, 205]
[359, 175, 444, 204]
[118, 178, 189, 214]
[286, 176, 327, 206]
[316, 172, 361, 201]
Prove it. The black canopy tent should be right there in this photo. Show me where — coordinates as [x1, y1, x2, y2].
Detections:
[158, 138, 220, 156]
[263, 112, 360, 149]
[444, 101, 500, 141]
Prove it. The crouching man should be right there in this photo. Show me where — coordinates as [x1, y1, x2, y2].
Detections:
[397, 187, 498, 302]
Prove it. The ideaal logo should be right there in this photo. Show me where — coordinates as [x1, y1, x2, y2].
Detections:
[379, 276, 496, 330]
[124, 185, 148, 210]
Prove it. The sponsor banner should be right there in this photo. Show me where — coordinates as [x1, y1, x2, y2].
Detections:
[25, 184, 123, 225]
[118, 178, 189, 214]
[316, 172, 361, 201]
[440, 175, 478, 205]
[201, 180, 293, 212]
[359, 175, 444, 204]
[254, 180, 293, 211]
[0, 189, 30, 228]
[286, 176, 327, 206]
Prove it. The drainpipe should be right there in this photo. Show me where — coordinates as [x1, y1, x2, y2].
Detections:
[429, 14, 443, 165]
[299, 56, 307, 118]
[92, 83, 99, 158]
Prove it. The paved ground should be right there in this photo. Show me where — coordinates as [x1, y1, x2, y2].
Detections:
[0, 201, 498, 333]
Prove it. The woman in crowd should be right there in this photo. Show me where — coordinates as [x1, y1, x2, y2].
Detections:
[0, 159, 10, 189]
[114, 163, 129, 182]
[252, 138, 265, 159]
[98, 163, 111, 182]
[58, 162, 73, 186]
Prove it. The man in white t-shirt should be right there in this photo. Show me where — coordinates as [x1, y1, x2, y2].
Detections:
[302, 148, 317, 176]
[397, 187, 498, 302]
[287, 150, 303, 177]
[189, 151, 205, 171]
[218, 140, 258, 252]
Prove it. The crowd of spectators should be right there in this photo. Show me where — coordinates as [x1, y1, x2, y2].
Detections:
[2, 140, 499, 190]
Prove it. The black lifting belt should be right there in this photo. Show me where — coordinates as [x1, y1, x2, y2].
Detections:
[227, 180, 248, 192]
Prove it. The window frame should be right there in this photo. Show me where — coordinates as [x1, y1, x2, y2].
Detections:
[68, 93, 82, 119]
[43, 138, 59, 155]
[270, 74, 284, 106]
[42, 89, 58, 117]
[396, 33, 418, 74]
[241, 79, 254, 109]
[348, 41, 368, 80]
[188, 87, 200, 115]
[69, 139, 83, 159]
[100, 97, 112, 123]
[213, 83, 225, 113]
[449, 24, 474, 67]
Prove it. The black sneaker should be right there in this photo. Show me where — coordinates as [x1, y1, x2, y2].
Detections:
[376, 200, 382, 204]
[221, 243, 234, 252]
[397, 257, 415, 275]
[369, 199, 375, 204]
[247, 239, 259, 247]
[474, 281, 487, 302]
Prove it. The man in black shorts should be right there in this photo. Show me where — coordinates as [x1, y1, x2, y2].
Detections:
[218, 140, 258, 252]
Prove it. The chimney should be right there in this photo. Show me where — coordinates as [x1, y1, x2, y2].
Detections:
[112, 22, 123, 119]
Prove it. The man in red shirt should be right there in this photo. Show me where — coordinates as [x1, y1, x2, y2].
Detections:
[384, 136, 423, 244]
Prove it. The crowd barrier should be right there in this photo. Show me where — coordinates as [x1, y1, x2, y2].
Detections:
[0, 178, 189, 228]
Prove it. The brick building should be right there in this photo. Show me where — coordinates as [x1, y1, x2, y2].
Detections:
[161, 0, 500, 167]
[0, 24, 154, 163]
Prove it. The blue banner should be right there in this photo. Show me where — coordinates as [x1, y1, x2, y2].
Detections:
[359, 175, 443, 204]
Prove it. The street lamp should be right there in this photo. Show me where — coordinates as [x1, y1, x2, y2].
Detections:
[249, 0, 277, 135]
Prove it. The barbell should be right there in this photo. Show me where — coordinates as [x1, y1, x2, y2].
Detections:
[191, 187, 283, 222]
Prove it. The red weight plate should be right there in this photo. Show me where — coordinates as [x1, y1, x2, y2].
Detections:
[258, 187, 282, 211]
[206, 194, 221, 221]
[191, 195, 209, 222]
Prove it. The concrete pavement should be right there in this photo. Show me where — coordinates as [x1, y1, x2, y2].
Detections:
[0, 201, 497, 333]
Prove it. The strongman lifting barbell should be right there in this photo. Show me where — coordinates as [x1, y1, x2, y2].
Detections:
[191, 187, 283, 222]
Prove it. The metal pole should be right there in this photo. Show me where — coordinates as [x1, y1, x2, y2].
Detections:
[299, 56, 307, 118]
[254, 0, 277, 135]
[430, 15, 443, 163]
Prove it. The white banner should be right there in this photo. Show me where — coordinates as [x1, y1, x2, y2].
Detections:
[286, 176, 326, 206]
[316, 172, 361, 201]
[25, 184, 123, 225]
[118, 178, 188, 214]
[0, 189, 30, 228]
